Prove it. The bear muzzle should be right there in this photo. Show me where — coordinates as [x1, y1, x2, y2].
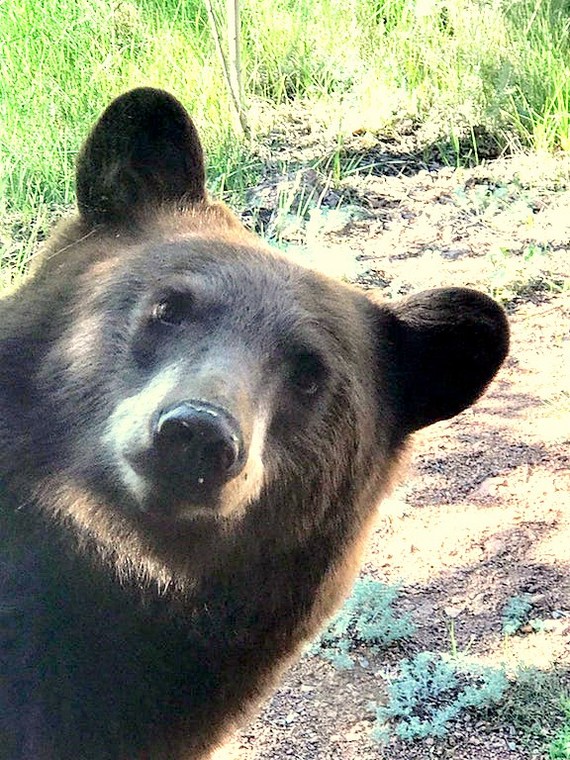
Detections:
[102, 358, 268, 517]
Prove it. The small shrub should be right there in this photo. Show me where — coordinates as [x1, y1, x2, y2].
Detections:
[502, 594, 534, 635]
[312, 577, 415, 669]
[372, 652, 508, 741]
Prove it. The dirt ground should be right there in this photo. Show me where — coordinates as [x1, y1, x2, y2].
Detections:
[221, 119, 570, 759]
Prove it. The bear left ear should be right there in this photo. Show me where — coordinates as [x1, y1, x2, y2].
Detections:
[380, 287, 509, 434]
[76, 88, 206, 226]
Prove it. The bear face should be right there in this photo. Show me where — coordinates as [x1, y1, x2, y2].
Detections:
[0, 89, 509, 759]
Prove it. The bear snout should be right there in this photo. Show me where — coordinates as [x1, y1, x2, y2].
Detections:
[153, 400, 246, 491]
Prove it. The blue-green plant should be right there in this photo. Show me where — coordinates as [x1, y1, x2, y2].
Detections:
[372, 652, 508, 741]
[312, 577, 415, 669]
[502, 594, 534, 635]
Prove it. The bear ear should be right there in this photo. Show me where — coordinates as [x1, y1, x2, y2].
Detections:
[76, 88, 206, 225]
[382, 287, 509, 434]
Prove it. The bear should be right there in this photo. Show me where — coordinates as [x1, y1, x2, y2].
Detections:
[0, 88, 509, 760]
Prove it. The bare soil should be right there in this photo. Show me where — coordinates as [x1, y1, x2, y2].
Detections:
[221, 117, 570, 759]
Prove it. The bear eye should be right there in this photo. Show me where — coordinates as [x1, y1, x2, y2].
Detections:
[289, 352, 326, 397]
[151, 292, 192, 326]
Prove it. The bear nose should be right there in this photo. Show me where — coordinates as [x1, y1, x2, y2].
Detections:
[154, 401, 245, 487]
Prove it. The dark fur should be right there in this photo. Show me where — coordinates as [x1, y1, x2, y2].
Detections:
[0, 89, 509, 760]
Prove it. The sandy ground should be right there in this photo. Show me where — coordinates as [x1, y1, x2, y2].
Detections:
[220, 131, 570, 759]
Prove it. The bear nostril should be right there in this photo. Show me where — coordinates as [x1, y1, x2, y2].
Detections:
[154, 402, 244, 486]
[205, 437, 240, 473]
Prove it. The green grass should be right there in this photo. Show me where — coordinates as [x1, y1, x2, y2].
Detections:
[550, 703, 570, 760]
[0, 0, 243, 211]
[2, 0, 570, 280]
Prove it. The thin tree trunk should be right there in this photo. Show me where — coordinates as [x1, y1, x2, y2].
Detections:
[204, 0, 249, 136]
[227, 0, 247, 133]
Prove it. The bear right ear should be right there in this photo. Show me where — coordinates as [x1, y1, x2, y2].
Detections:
[76, 88, 206, 226]
[380, 287, 509, 435]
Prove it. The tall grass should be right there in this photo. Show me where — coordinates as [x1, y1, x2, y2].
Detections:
[1, 0, 570, 224]
[0, 0, 236, 211]
[507, 0, 570, 151]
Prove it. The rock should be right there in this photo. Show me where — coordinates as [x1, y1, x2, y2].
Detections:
[473, 475, 508, 499]
[444, 604, 464, 619]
